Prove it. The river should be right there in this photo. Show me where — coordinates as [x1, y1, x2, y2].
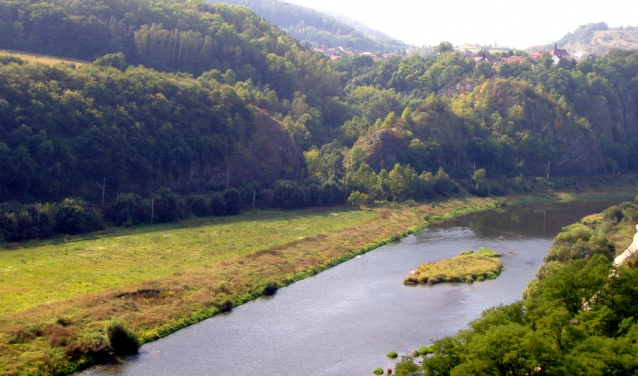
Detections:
[78, 199, 625, 376]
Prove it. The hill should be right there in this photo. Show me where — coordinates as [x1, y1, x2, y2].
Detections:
[209, 0, 407, 53]
[529, 22, 638, 56]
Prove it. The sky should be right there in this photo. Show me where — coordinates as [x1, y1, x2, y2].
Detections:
[284, 0, 637, 48]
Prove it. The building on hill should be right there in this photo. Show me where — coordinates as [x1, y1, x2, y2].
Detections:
[551, 43, 572, 64]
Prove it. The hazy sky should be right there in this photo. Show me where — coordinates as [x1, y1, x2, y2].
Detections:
[284, 0, 637, 48]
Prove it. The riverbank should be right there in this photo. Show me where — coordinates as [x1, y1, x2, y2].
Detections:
[0, 187, 636, 375]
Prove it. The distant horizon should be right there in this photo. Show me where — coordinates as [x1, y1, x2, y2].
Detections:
[283, 0, 636, 49]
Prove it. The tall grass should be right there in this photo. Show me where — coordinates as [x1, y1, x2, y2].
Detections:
[405, 248, 502, 285]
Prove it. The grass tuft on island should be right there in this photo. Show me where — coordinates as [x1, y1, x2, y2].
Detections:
[404, 248, 503, 285]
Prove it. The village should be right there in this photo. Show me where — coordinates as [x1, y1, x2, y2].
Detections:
[315, 43, 579, 65]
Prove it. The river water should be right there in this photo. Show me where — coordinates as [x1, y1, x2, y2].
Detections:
[78, 199, 625, 376]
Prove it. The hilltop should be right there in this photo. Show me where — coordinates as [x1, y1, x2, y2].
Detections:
[529, 22, 638, 57]
[208, 0, 407, 53]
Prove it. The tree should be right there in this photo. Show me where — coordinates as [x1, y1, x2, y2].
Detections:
[436, 41, 455, 54]
[471, 168, 490, 197]
[223, 188, 242, 215]
[434, 167, 454, 196]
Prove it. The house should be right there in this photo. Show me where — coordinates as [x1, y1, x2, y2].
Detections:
[550, 43, 572, 64]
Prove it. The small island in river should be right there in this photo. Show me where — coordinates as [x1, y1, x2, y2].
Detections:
[404, 248, 503, 284]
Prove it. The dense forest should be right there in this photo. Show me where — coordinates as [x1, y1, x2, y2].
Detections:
[391, 203, 638, 376]
[1, 0, 638, 242]
[208, 0, 407, 53]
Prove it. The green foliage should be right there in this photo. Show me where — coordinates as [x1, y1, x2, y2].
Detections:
[93, 53, 127, 71]
[54, 198, 105, 235]
[111, 193, 146, 227]
[223, 188, 242, 215]
[373, 368, 384, 375]
[470, 168, 489, 197]
[105, 321, 140, 356]
[418, 205, 638, 376]
[387, 351, 398, 358]
[394, 356, 423, 376]
[273, 180, 306, 210]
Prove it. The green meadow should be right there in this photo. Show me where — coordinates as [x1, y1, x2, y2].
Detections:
[0, 208, 375, 315]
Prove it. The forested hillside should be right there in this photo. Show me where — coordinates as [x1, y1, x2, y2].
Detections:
[209, 0, 406, 53]
[1, 0, 638, 214]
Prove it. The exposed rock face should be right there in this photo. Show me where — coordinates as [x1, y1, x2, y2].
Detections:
[438, 78, 479, 98]
[554, 131, 605, 174]
[174, 110, 303, 191]
[357, 128, 402, 171]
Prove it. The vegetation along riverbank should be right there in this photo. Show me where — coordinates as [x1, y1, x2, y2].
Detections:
[404, 248, 502, 285]
[0, 181, 635, 375]
[389, 200, 638, 376]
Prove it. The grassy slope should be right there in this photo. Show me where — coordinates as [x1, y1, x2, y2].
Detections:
[0, 177, 637, 374]
[0, 50, 90, 66]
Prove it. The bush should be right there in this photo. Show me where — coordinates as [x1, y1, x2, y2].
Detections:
[210, 192, 226, 216]
[387, 351, 398, 358]
[153, 188, 180, 223]
[187, 195, 210, 217]
[321, 181, 344, 206]
[106, 321, 140, 356]
[263, 282, 278, 295]
[54, 198, 105, 235]
[419, 345, 434, 356]
[273, 180, 306, 209]
[223, 188, 242, 215]
[306, 184, 322, 207]
[434, 167, 454, 196]
[347, 191, 369, 206]
[373, 368, 384, 375]
[394, 356, 422, 376]
[111, 193, 145, 226]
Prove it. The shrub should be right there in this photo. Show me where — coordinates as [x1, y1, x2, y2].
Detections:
[263, 282, 278, 296]
[306, 184, 322, 207]
[434, 167, 453, 196]
[153, 188, 180, 223]
[387, 351, 398, 358]
[106, 321, 140, 356]
[321, 181, 344, 206]
[111, 193, 145, 226]
[419, 345, 434, 356]
[394, 356, 422, 376]
[273, 180, 306, 209]
[54, 198, 105, 234]
[223, 188, 242, 215]
[347, 191, 369, 206]
[210, 192, 226, 216]
[187, 195, 210, 217]
[373, 368, 384, 375]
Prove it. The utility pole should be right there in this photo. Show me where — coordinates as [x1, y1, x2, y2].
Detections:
[546, 161, 550, 180]
[96, 178, 105, 206]
[151, 195, 155, 224]
[35, 203, 41, 225]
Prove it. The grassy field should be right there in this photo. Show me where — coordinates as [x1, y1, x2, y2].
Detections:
[0, 50, 90, 66]
[0, 187, 636, 375]
[404, 248, 502, 285]
[0, 208, 376, 315]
